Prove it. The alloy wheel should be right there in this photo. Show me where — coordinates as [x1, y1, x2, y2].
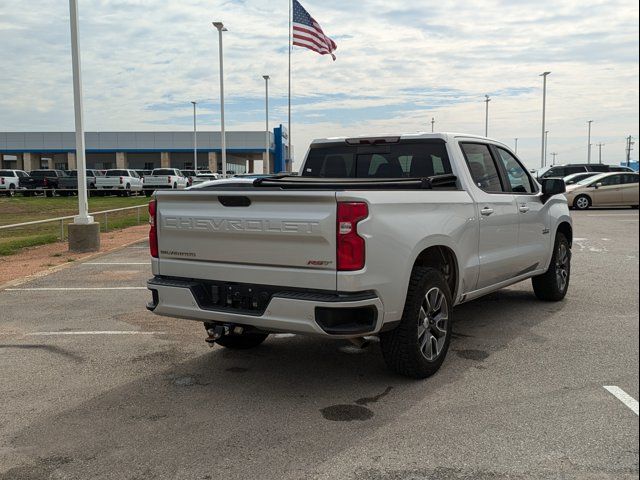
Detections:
[417, 287, 449, 361]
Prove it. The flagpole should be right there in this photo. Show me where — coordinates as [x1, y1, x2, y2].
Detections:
[288, 0, 292, 172]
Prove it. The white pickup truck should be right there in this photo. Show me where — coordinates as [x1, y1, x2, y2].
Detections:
[96, 169, 144, 196]
[146, 133, 572, 378]
[0, 169, 29, 196]
[142, 168, 189, 196]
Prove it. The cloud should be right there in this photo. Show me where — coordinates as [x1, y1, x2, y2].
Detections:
[0, 0, 638, 169]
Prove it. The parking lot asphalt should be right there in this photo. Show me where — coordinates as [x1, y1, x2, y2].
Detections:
[0, 209, 638, 480]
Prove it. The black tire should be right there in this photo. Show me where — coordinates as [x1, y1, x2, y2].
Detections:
[212, 331, 269, 349]
[88, 184, 95, 197]
[144, 190, 152, 197]
[380, 267, 453, 379]
[573, 195, 591, 210]
[173, 182, 177, 189]
[532, 233, 571, 302]
[7, 185, 15, 197]
[45, 189, 54, 198]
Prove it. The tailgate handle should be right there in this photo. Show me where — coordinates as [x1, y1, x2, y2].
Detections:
[218, 196, 251, 207]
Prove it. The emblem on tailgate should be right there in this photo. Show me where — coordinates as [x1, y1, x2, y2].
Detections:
[163, 216, 321, 234]
[307, 260, 332, 266]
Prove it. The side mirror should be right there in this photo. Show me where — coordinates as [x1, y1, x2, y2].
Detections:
[594, 182, 603, 189]
[541, 178, 566, 203]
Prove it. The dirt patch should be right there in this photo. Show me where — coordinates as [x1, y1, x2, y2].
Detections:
[0, 225, 148, 286]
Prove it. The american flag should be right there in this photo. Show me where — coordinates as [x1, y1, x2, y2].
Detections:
[292, 0, 337, 60]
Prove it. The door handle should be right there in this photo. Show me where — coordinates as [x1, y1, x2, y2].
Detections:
[519, 204, 530, 213]
[480, 207, 494, 216]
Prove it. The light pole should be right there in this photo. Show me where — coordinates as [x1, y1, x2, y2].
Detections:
[484, 95, 490, 137]
[191, 101, 198, 171]
[551, 152, 557, 164]
[263, 75, 270, 173]
[597, 143, 605, 164]
[544, 130, 549, 166]
[540, 71, 551, 169]
[514, 138, 518, 154]
[69, 0, 92, 226]
[213, 21, 227, 177]
[431, 117, 435, 133]
[587, 120, 593, 163]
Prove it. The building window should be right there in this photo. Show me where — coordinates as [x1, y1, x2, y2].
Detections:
[183, 162, 193, 170]
[144, 162, 155, 170]
[55, 162, 68, 170]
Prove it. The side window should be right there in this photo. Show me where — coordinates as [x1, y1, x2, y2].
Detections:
[495, 148, 534, 193]
[622, 174, 639, 184]
[600, 175, 621, 186]
[460, 143, 504, 193]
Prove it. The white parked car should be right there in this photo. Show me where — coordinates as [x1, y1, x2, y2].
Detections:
[0, 169, 29, 196]
[95, 169, 144, 196]
[142, 168, 189, 196]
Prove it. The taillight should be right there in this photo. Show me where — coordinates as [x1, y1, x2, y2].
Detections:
[149, 199, 158, 258]
[43, 178, 48, 187]
[120, 176, 124, 184]
[1, 178, 4, 184]
[337, 202, 368, 271]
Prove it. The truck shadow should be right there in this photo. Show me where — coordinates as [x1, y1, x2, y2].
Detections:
[6, 285, 563, 479]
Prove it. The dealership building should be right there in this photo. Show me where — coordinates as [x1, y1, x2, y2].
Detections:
[0, 126, 291, 174]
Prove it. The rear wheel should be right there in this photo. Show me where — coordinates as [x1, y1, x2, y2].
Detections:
[573, 195, 591, 210]
[144, 190, 152, 197]
[532, 233, 571, 301]
[7, 185, 15, 197]
[380, 267, 452, 379]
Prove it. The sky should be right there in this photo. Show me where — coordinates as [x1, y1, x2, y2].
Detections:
[0, 0, 638, 170]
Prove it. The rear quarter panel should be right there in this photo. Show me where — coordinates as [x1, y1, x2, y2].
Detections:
[336, 190, 478, 323]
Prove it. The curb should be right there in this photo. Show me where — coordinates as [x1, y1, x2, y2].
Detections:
[0, 236, 148, 292]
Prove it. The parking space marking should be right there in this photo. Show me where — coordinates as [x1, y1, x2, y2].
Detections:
[586, 213, 639, 217]
[83, 262, 149, 265]
[6, 287, 147, 291]
[26, 331, 166, 336]
[603, 386, 639, 415]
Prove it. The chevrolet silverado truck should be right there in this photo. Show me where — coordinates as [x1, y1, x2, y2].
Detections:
[0, 169, 29, 196]
[58, 169, 103, 196]
[146, 133, 572, 378]
[142, 168, 188, 196]
[19, 169, 68, 197]
[96, 169, 144, 196]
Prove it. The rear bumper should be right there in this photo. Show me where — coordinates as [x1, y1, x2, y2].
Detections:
[146, 276, 384, 337]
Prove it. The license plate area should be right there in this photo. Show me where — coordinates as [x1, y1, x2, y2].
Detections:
[191, 281, 277, 315]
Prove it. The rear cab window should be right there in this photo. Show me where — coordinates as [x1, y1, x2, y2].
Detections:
[106, 170, 129, 177]
[152, 169, 177, 176]
[301, 141, 453, 179]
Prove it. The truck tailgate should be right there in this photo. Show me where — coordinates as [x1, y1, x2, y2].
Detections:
[155, 189, 338, 289]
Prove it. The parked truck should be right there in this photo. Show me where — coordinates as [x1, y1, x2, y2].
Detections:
[0, 169, 29, 196]
[95, 169, 144, 196]
[19, 169, 68, 196]
[146, 133, 572, 378]
[142, 168, 188, 196]
[58, 169, 104, 196]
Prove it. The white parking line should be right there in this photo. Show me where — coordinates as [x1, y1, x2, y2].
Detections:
[603, 386, 639, 415]
[6, 287, 147, 291]
[26, 331, 166, 336]
[83, 262, 149, 265]
[586, 214, 639, 217]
